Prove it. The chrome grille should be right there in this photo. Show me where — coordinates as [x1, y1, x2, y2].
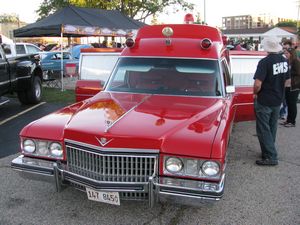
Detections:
[65, 142, 157, 183]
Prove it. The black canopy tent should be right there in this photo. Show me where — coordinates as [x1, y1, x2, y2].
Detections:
[13, 5, 145, 90]
[13, 5, 144, 37]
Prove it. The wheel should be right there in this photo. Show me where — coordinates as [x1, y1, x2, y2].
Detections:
[17, 76, 42, 105]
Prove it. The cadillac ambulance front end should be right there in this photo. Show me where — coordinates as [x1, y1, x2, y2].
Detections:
[12, 24, 231, 207]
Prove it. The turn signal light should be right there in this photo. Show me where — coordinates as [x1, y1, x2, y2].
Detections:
[200, 38, 212, 49]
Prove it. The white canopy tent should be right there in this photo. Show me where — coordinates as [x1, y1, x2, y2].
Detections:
[262, 27, 296, 41]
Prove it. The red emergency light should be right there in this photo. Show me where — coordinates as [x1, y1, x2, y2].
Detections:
[200, 38, 212, 49]
[184, 13, 194, 24]
[125, 38, 135, 48]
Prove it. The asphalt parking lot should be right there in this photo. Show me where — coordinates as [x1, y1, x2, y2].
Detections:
[0, 99, 299, 225]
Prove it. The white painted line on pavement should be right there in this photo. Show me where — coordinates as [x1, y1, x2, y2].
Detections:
[0, 102, 46, 126]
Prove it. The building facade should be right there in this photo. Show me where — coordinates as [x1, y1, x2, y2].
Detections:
[222, 14, 291, 30]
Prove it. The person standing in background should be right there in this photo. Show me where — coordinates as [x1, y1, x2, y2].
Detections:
[281, 46, 300, 127]
[253, 36, 290, 166]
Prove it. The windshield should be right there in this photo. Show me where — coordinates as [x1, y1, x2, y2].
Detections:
[106, 57, 222, 97]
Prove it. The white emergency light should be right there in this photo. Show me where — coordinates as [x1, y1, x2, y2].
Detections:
[162, 27, 173, 46]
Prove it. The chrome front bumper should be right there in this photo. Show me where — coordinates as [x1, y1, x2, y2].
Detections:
[11, 155, 225, 207]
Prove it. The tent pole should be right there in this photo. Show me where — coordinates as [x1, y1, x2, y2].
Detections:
[60, 32, 64, 91]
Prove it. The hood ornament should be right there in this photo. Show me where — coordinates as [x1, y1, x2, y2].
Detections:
[95, 136, 113, 147]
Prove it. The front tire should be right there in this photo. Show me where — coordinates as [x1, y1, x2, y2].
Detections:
[17, 76, 42, 105]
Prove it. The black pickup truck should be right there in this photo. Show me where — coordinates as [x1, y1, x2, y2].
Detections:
[0, 41, 43, 106]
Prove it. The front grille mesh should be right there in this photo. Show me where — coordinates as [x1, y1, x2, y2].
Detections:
[65, 142, 157, 183]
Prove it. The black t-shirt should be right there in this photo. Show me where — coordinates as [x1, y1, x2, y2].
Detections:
[253, 53, 290, 106]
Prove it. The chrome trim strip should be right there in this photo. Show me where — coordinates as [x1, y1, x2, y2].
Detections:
[65, 144, 158, 158]
[156, 174, 225, 194]
[0, 76, 31, 86]
[118, 56, 218, 61]
[235, 102, 253, 106]
[105, 94, 151, 133]
[0, 80, 10, 86]
[105, 91, 223, 99]
[16, 75, 31, 80]
[64, 138, 159, 153]
[158, 191, 221, 201]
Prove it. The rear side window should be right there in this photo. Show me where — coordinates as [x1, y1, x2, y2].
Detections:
[2, 44, 12, 55]
[16, 44, 26, 54]
[26, 45, 40, 54]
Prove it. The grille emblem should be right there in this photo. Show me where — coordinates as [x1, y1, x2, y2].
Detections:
[96, 136, 113, 147]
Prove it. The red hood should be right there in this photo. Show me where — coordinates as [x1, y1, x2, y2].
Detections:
[64, 92, 225, 158]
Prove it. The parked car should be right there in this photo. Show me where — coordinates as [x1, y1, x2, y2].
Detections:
[40, 51, 76, 79]
[40, 45, 92, 80]
[11, 24, 255, 207]
[0, 42, 43, 105]
[2, 42, 41, 58]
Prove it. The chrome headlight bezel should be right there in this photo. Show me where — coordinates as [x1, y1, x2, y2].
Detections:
[163, 155, 222, 180]
[21, 138, 63, 159]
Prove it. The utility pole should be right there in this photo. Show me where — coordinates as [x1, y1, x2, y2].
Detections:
[203, 0, 206, 24]
[297, 0, 300, 45]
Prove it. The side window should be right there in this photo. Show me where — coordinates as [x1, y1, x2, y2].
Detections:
[62, 52, 71, 59]
[16, 45, 26, 54]
[2, 44, 12, 55]
[221, 59, 231, 86]
[26, 45, 40, 54]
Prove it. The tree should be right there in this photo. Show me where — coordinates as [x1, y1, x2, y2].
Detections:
[0, 13, 19, 23]
[275, 20, 297, 28]
[36, 0, 194, 22]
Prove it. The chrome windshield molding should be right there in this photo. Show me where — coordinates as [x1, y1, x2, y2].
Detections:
[64, 139, 159, 154]
[104, 94, 151, 133]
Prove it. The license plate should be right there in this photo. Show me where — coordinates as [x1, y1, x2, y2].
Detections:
[86, 187, 120, 206]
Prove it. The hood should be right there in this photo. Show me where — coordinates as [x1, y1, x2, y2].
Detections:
[64, 92, 225, 158]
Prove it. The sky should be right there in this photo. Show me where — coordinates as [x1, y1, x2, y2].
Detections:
[0, 0, 299, 27]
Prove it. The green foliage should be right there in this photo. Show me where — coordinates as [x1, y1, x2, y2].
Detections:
[36, 0, 194, 22]
[275, 20, 297, 27]
[0, 13, 19, 23]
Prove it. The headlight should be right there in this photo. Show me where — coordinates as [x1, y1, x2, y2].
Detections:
[49, 142, 63, 158]
[23, 139, 36, 153]
[201, 161, 220, 177]
[165, 157, 183, 173]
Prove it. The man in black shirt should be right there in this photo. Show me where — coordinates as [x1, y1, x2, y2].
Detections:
[253, 36, 290, 166]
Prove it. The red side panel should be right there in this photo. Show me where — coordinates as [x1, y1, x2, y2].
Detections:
[233, 86, 255, 122]
[75, 80, 103, 102]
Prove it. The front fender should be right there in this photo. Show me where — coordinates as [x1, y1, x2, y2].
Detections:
[20, 102, 85, 141]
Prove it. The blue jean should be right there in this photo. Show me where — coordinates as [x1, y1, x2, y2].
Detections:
[254, 100, 280, 160]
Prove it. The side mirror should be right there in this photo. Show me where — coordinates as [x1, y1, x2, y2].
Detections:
[226, 85, 235, 94]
